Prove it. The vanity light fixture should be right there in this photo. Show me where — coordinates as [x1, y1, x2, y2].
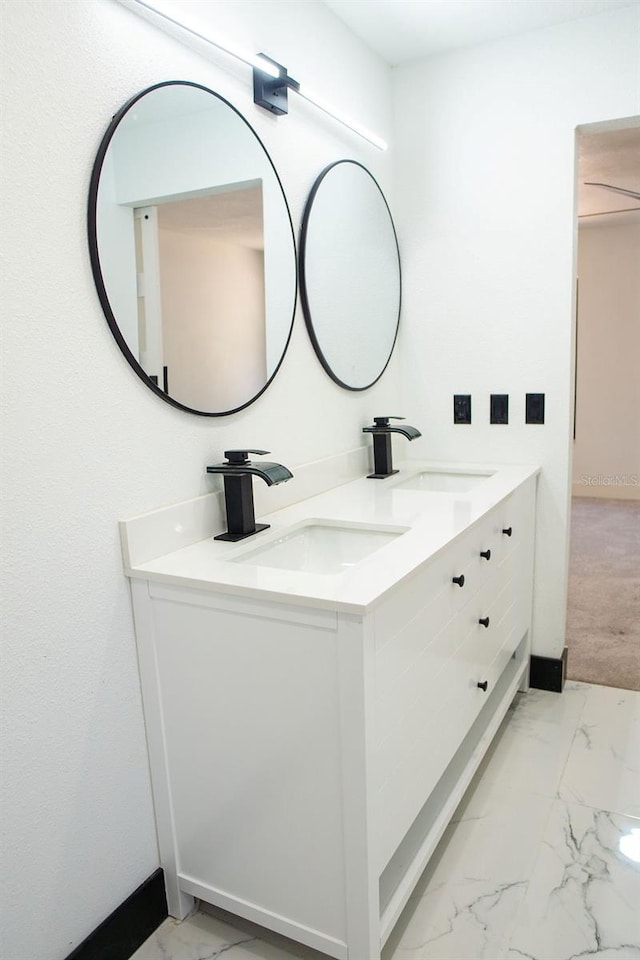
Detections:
[294, 84, 388, 151]
[115, 0, 281, 79]
[252, 54, 301, 116]
[254, 58, 387, 150]
[115, 0, 388, 151]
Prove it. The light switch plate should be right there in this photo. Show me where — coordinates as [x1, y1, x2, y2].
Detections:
[490, 394, 509, 424]
[526, 393, 545, 424]
[454, 394, 472, 424]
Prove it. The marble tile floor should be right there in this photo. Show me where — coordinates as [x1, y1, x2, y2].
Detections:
[131, 681, 640, 960]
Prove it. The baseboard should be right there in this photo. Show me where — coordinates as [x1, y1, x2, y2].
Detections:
[65, 868, 167, 960]
[529, 648, 568, 693]
[572, 483, 639, 501]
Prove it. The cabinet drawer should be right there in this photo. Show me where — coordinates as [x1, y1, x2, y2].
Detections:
[445, 505, 514, 607]
[473, 582, 515, 671]
[456, 513, 498, 595]
[494, 481, 535, 563]
[373, 478, 534, 660]
[483, 624, 523, 694]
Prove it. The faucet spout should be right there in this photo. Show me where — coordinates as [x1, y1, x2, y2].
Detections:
[206, 449, 293, 541]
[362, 417, 422, 479]
[386, 424, 421, 441]
[208, 449, 293, 486]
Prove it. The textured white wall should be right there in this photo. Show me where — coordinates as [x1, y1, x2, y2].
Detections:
[0, 2, 398, 957]
[392, 6, 640, 659]
[573, 219, 640, 498]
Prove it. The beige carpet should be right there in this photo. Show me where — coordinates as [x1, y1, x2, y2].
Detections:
[566, 497, 640, 691]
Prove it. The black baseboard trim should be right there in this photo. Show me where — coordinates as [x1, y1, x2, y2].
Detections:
[65, 868, 167, 960]
[529, 647, 568, 693]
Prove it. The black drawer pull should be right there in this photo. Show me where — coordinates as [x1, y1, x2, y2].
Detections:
[478, 616, 490, 628]
[502, 526, 513, 537]
[480, 549, 491, 560]
[452, 574, 465, 587]
[477, 680, 488, 692]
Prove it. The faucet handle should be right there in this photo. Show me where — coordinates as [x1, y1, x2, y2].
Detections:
[224, 449, 270, 464]
[373, 416, 405, 427]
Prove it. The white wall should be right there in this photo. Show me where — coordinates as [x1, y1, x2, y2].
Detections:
[573, 218, 640, 499]
[392, 5, 640, 659]
[0, 2, 399, 957]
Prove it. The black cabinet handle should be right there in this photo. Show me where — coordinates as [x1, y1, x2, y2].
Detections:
[478, 616, 490, 628]
[477, 680, 488, 692]
[502, 526, 513, 537]
[480, 549, 491, 560]
[452, 574, 465, 587]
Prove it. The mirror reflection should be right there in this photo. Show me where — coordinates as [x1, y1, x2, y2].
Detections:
[300, 160, 401, 390]
[89, 81, 297, 416]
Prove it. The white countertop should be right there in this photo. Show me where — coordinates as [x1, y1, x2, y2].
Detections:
[122, 460, 539, 614]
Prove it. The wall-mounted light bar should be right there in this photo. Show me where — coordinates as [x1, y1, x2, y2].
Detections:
[116, 0, 281, 78]
[115, 0, 388, 151]
[297, 87, 388, 152]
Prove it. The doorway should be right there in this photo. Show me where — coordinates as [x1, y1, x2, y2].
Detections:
[566, 122, 640, 691]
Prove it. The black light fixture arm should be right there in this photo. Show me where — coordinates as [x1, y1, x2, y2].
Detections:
[253, 56, 300, 116]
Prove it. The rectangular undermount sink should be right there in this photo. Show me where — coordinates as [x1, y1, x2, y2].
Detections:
[231, 520, 407, 575]
[393, 470, 494, 493]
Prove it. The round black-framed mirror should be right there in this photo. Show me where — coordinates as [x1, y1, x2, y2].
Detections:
[299, 160, 401, 391]
[88, 80, 297, 416]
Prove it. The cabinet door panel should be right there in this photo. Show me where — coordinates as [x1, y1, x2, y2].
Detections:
[374, 618, 459, 785]
[374, 633, 484, 868]
[374, 583, 453, 706]
[150, 599, 347, 938]
[374, 560, 446, 651]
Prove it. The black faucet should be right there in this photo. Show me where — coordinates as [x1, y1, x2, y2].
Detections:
[362, 416, 422, 479]
[207, 449, 293, 541]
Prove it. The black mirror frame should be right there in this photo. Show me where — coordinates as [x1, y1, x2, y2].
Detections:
[298, 159, 401, 392]
[87, 80, 297, 417]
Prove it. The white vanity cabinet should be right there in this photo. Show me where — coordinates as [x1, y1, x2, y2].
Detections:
[125, 468, 537, 960]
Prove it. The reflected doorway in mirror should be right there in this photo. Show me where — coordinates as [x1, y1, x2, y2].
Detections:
[88, 80, 297, 416]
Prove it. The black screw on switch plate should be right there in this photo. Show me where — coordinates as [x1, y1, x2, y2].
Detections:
[454, 395, 472, 424]
[490, 394, 509, 424]
[526, 393, 545, 424]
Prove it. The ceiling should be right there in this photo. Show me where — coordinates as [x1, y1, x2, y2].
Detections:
[324, 0, 640, 222]
[156, 185, 265, 250]
[323, 0, 638, 66]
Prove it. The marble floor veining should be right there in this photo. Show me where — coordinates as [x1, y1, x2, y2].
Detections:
[131, 682, 640, 960]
